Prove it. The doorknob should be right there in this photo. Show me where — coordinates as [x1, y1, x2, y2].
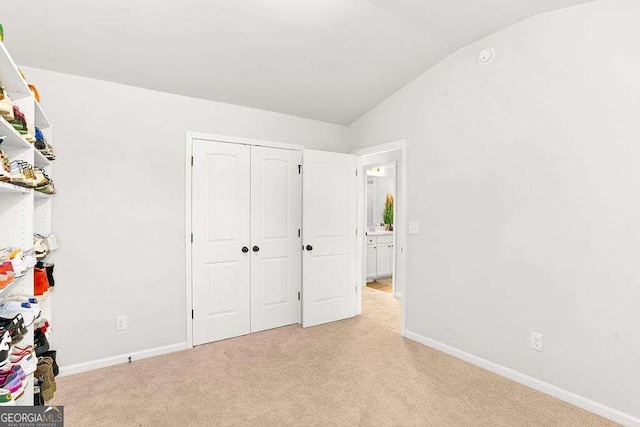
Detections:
[253, 246, 260, 252]
[242, 246, 249, 253]
[306, 245, 313, 251]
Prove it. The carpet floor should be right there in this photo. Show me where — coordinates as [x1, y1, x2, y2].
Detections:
[52, 288, 612, 426]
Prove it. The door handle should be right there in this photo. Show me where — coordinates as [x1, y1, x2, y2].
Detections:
[253, 246, 260, 252]
[306, 245, 313, 251]
[242, 246, 249, 253]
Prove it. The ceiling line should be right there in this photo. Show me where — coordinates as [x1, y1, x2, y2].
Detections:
[362, 0, 460, 50]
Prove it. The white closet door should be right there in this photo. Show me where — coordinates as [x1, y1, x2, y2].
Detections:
[192, 140, 251, 345]
[302, 150, 357, 327]
[250, 146, 302, 332]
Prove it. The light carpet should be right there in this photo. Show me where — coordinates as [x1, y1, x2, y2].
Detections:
[52, 288, 612, 426]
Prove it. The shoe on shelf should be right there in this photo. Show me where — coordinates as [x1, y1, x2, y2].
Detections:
[34, 128, 55, 161]
[8, 106, 27, 135]
[33, 235, 50, 260]
[29, 85, 40, 103]
[32, 169, 48, 192]
[34, 167, 56, 194]
[25, 121, 36, 143]
[0, 366, 27, 399]
[0, 88, 14, 121]
[3, 296, 41, 322]
[34, 262, 55, 289]
[10, 349, 36, 376]
[0, 259, 14, 290]
[0, 301, 37, 327]
[35, 358, 56, 401]
[0, 388, 15, 406]
[8, 161, 25, 186]
[0, 316, 26, 346]
[0, 331, 11, 368]
[0, 150, 11, 182]
[34, 268, 50, 299]
[20, 162, 37, 188]
[39, 351, 57, 377]
[6, 248, 29, 278]
[34, 330, 50, 357]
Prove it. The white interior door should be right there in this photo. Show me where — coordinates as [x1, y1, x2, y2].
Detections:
[302, 150, 357, 327]
[250, 146, 302, 332]
[192, 140, 251, 345]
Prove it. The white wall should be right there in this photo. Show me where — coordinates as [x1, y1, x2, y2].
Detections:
[349, 0, 640, 422]
[23, 67, 348, 369]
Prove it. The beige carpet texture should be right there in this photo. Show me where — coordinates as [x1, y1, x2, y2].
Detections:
[52, 287, 613, 426]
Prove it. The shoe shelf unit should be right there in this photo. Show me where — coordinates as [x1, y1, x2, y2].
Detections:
[0, 40, 55, 406]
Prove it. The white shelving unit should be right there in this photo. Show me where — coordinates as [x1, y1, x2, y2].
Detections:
[0, 40, 54, 406]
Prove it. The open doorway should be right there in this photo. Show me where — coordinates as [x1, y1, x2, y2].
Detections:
[354, 140, 407, 336]
[365, 162, 396, 293]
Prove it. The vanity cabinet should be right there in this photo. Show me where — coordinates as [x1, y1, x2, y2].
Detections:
[366, 233, 393, 280]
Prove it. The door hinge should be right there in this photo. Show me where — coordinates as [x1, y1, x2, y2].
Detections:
[190, 233, 193, 243]
[191, 309, 194, 319]
[298, 228, 301, 237]
[298, 164, 302, 174]
[356, 169, 358, 176]
[355, 286, 358, 293]
[191, 156, 194, 167]
[298, 291, 301, 301]
[355, 228, 357, 235]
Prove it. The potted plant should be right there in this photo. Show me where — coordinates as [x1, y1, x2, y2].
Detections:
[383, 193, 394, 231]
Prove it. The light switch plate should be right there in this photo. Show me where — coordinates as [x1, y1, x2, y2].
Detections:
[408, 221, 420, 234]
[530, 332, 543, 352]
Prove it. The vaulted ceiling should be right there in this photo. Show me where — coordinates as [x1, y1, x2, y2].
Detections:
[0, 0, 594, 124]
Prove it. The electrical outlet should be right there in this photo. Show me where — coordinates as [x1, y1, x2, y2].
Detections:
[530, 332, 543, 352]
[116, 315, 128, 331]
[408, 221, 420, 234]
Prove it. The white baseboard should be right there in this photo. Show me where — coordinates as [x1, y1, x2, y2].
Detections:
[58, 342, 187, 377]
[404, 330, 639, 427]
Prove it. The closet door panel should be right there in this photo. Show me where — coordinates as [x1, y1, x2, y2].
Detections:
[192, 140, 251, 345]
[250, 146, 302, 332]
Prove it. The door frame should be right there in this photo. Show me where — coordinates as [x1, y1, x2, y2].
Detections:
[185, 132, 303, 348]
[353, 139, 408, 336]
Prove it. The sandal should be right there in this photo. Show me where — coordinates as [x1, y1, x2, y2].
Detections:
[0, 87, 14, 121]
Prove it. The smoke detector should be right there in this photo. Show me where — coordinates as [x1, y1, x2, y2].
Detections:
[478, 48, 495, 65]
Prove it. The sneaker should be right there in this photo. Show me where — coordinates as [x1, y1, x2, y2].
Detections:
[34, 268, 50, 299]
[3, 296, 40, 321]
[0, 388, 15, 406]
[0, 260, 14, 290]
[0, 366, 27, 398]
[6, 248, 28, 278]
[0, 301, 36, 327]
[0, 315, 26, 345]
[0, 331, 11, 368]
[33, 235, 50, 260]
[34, 262, 55, 288]
[10, 350, 37, 376]
[34, 330, 50, 357]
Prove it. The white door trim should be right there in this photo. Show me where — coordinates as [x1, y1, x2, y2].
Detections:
[353, 139, 408, 336]
[185, 132, 303, 348]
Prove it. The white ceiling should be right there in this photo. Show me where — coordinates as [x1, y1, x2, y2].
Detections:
[0, 0, 594, 125]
